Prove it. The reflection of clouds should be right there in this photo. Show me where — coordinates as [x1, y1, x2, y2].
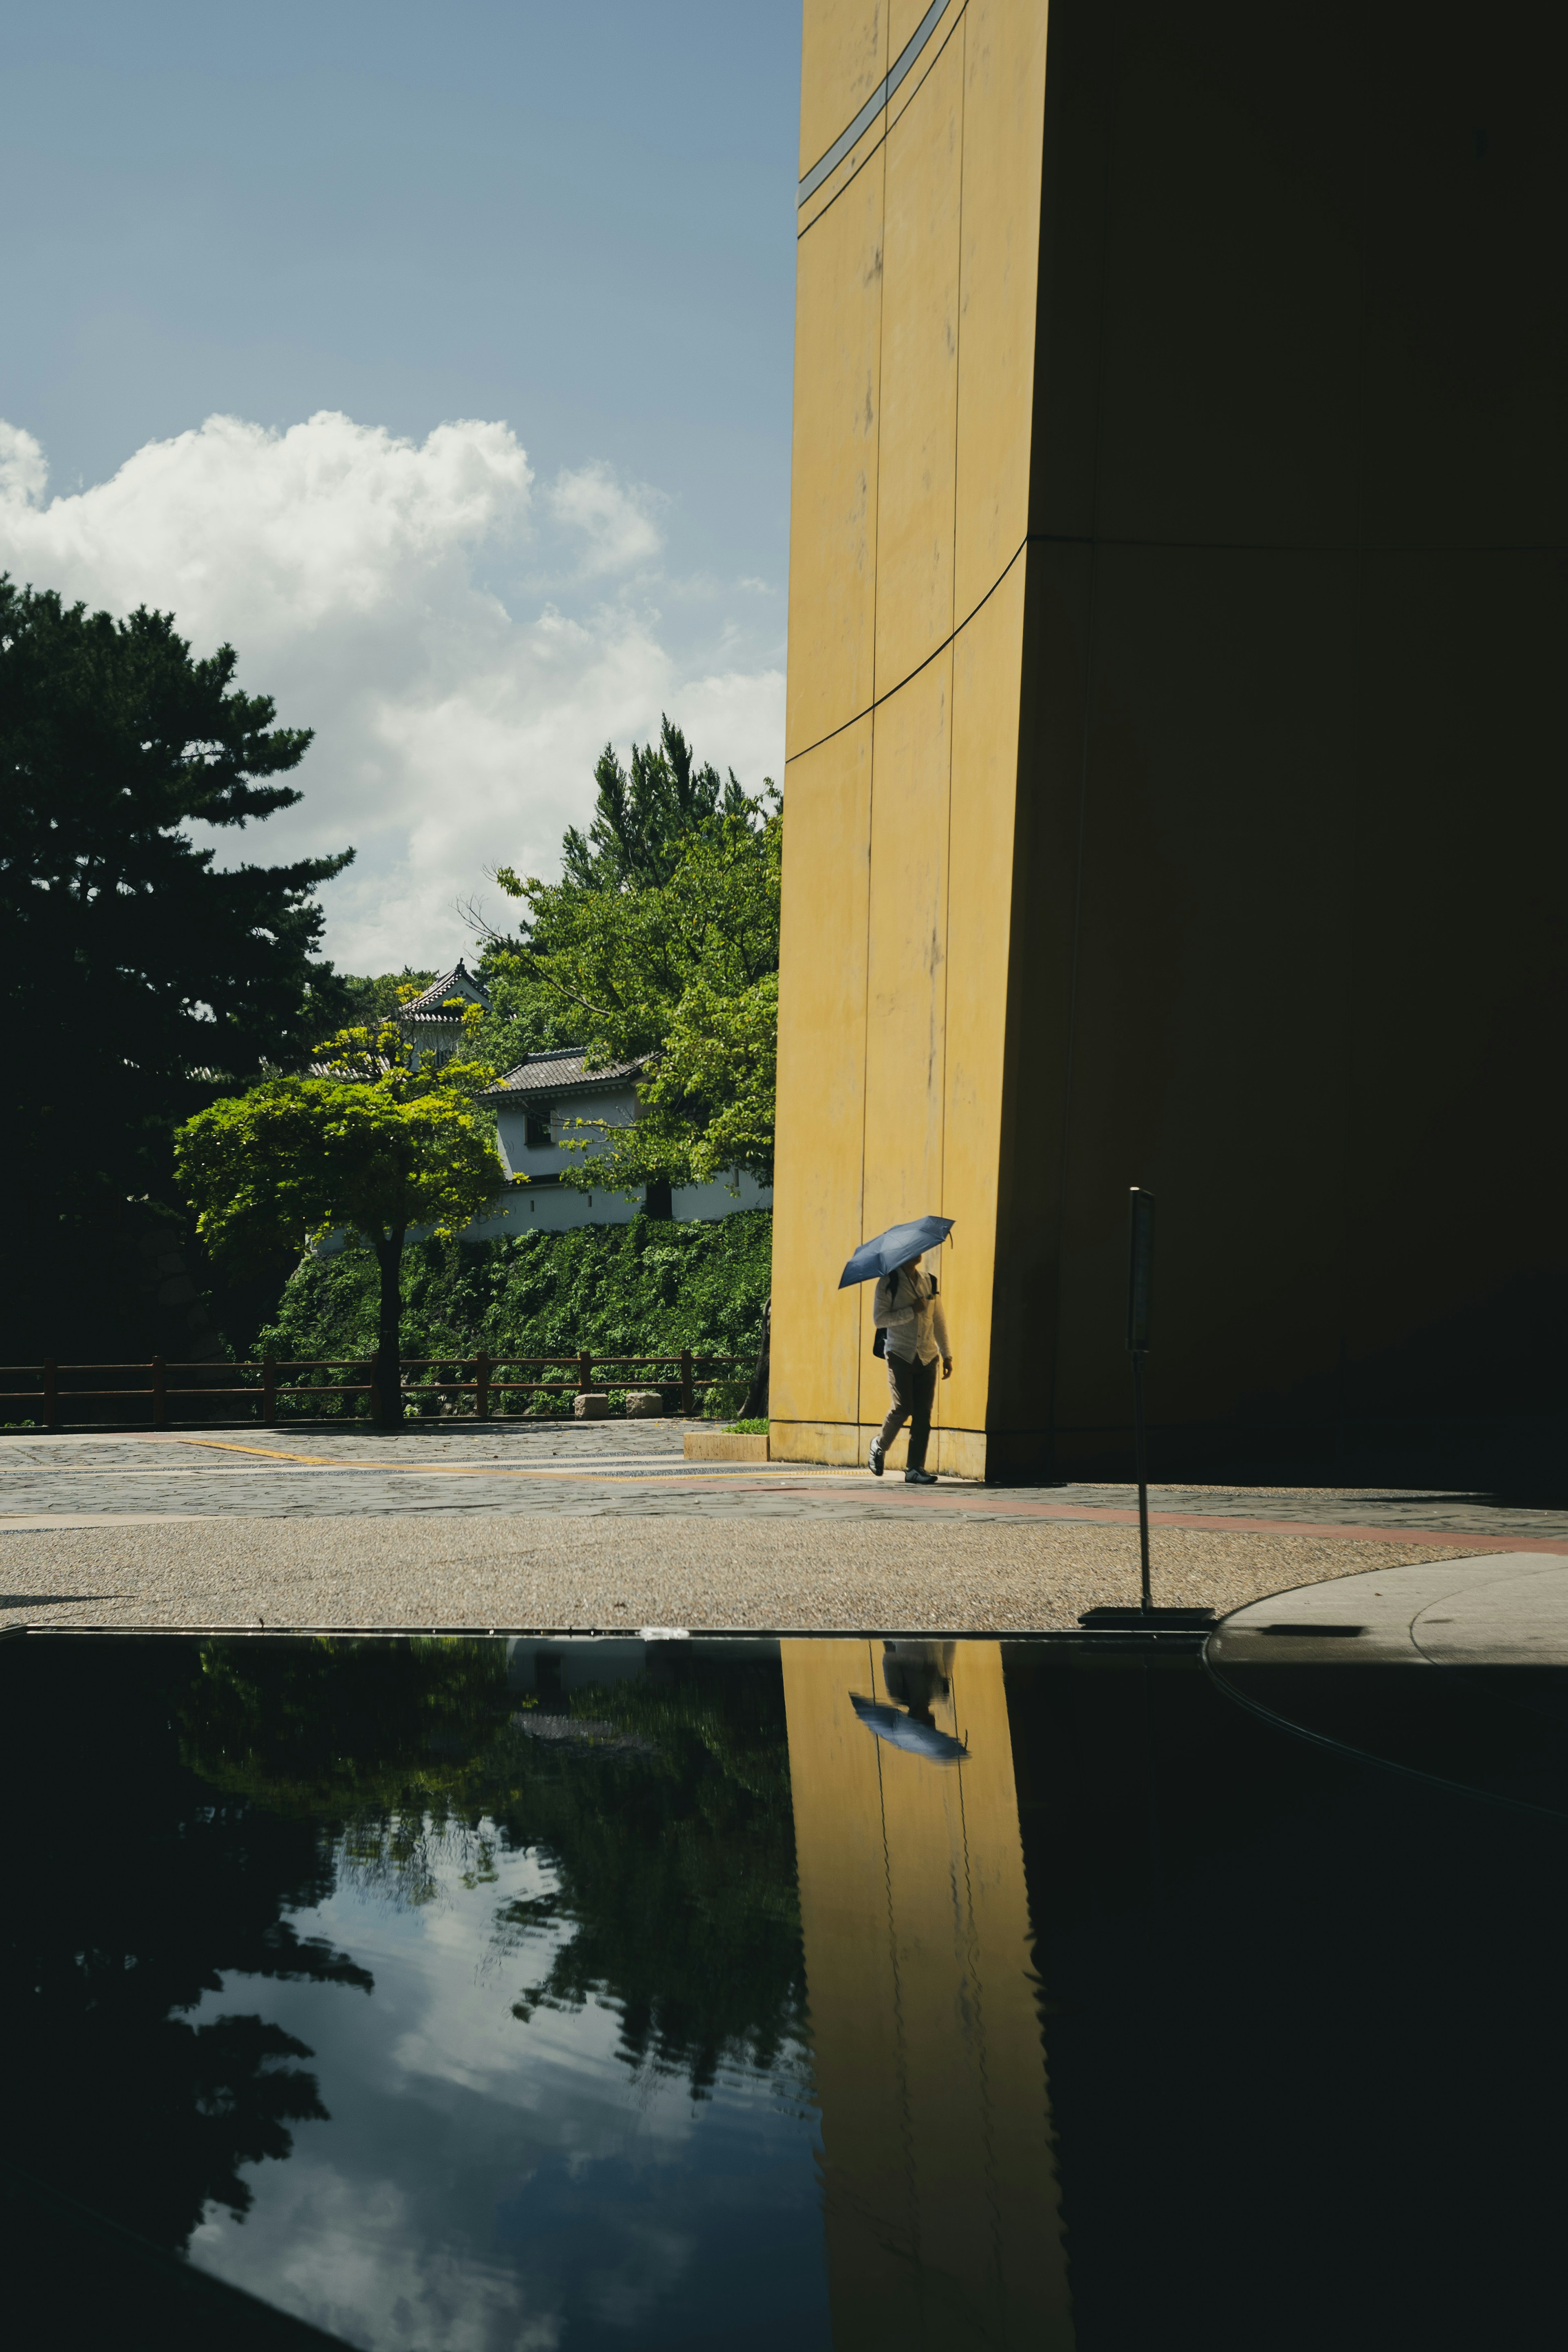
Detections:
[317, 1835, 704, 2144]
[588, 2222, 694, 2331]
[185, 1829, 825, 2350]
[194, 2162, 550, 2352]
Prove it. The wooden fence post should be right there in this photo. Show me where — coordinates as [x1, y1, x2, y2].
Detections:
[475, 1351, 490, 1422]
[368, 1360, 382, 1425]
[680, 1347, 694, 1419]
[579, 1350, 592, 1395]
[150, 1355, 167, 1430]
[43, 1360, 59, 1432]
[262, 1353, 276, 1425]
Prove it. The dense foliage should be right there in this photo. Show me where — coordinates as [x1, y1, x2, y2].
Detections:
[559, 714, 756, 893]
[261, 1208, 773, 1414]
[333, 964, 436, 1025]
[177, 1005, 504, 1416]
[0, 577, 356, 1359]
[0, 581, 351, 1219]
[494, 796, 780, 1192]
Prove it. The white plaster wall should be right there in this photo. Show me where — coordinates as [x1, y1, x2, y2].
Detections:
[459, 1184, 639, 1239]
[673, 1171, 775, 1219]
[494, 1081, 637, 1183]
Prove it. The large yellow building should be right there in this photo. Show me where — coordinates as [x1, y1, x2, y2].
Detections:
[772, 0, 1568, 1481]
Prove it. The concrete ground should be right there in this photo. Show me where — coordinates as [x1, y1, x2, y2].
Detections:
[1213, 1550, 1568, 1666]
[2, 1422, 1565, 1633]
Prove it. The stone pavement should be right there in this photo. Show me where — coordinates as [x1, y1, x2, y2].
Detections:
[2, 1423, 1564, 1633]
[1213, 1551, 1568, 1667]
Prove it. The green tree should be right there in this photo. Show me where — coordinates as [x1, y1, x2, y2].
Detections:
[0, 581, 353, 1218]
[561, 713, 755, 893]
[466, 950, 584, 1078]
[0, 578, 356, 1357]
[333, 966, 437, 1027]
[468, 715, 766, 1080]
[175, 1010, 503, 1423]
[494, 796, 781, 1191]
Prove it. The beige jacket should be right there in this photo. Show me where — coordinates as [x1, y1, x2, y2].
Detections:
[873, 1267, 951, 1366]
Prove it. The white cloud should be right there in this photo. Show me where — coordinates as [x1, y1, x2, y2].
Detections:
[545, 460, 665, 576]
[0, 411, 784, 971]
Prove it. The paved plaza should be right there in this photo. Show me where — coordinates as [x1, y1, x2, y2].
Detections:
[3, 1422, 1564, 1633]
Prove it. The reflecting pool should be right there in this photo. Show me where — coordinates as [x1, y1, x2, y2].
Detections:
[6, 1630, 1568, 2350]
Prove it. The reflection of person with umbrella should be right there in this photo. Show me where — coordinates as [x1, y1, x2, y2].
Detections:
[880, 1639, 954, 1724]
[851, 1643, 968, 1764]
[838, 1215, 954, 1486]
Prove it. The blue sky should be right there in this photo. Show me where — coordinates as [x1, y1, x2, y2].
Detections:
[0, 2, 802, 967]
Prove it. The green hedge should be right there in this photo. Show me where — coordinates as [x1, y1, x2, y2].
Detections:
[259, 1209, 772, 1417]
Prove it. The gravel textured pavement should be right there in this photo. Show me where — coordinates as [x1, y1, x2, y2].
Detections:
[4, 1423, 1556, 1631]
[0, 1509, 1465, 1633]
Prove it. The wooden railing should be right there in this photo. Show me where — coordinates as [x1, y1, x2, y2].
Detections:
[0, 1350, 745, 1430]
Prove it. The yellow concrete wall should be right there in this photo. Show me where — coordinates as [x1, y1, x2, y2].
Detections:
[798, 3, 888, 181]
[775, 0, 1052, 1474]
[779, 0, 1568, 1481]
[781, 1637, 1072, 2348]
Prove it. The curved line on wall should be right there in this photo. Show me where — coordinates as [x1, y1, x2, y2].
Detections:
[784, 528, 1037, 770]
[797, 0, 955, 206]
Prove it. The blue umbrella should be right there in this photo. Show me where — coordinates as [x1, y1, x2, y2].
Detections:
[838, 1215, 953, 1289]
[851, 1693, 968, 1766]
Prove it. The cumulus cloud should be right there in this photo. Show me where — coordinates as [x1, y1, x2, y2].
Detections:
[545, 461, 665, 576]
[0, 411, 784, 970]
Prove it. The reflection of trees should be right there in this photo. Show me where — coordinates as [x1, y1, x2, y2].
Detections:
[187, 1637, 807, 2100]
[492, 1655, 807, 2098]
[7, 1635, 806, 2258]
[181, 1635, 514, 1908]
[4, 1640, 371, 2254]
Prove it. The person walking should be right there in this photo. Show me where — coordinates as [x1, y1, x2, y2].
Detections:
[870, 1252, 952, 1484]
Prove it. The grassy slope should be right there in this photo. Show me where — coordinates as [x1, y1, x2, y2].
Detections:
[260, 1209, 772, 1415]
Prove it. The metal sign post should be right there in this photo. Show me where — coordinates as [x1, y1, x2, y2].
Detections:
[1126, 1188, 1155, 1615]
[1078, 1187, 1214, 1634]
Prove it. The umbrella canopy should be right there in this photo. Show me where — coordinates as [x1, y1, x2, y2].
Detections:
[850, 1693, 968, 1766]
[838, 1215, 954, 1290]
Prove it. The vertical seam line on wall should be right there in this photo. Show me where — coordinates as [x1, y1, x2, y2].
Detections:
[869, 1641, 922, 2271]
[1339, 33, 1373, 1466]
[937, 9, 966, 1464]
[858, 76, 891, 1448]
[951, 1702, 1007, 2299]
[1046, 10, 1123, 1459]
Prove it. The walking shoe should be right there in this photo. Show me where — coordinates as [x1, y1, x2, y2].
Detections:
[904, 1467, 938, 1485]
[869, 1439, 885, 1477]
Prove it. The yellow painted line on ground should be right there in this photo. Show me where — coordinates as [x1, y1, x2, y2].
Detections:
[155, 1435, 869, 1485]
[170, 1436, 347, 1464]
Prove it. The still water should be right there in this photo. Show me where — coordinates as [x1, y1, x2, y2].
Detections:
[7, 1630, 1568, 2350]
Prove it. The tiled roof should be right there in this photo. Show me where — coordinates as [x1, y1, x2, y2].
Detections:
[398, 960, 490, 1022]
[484, 1048, 647, 1103]
[306, 1049, 394, 1078]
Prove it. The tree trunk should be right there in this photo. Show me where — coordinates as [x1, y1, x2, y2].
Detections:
[372, 1229, 405, 1429]
[741, 1296, 771, 1421]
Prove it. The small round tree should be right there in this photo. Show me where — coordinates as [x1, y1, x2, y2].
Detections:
[176, 1008, 503, 1426]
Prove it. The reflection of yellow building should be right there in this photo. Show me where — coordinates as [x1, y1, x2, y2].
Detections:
[781, 1638, 1072, 2348]
[773, 1, 1568, 1480]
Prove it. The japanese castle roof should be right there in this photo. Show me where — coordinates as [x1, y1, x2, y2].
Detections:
[484, 1048, 647, 1105]
[396, 960, 490, 1023]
